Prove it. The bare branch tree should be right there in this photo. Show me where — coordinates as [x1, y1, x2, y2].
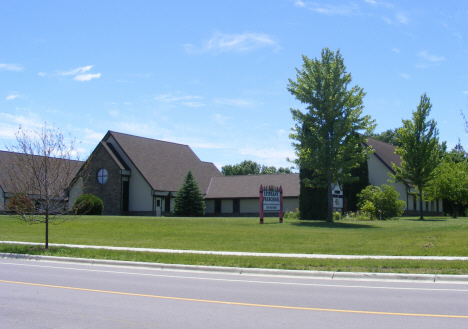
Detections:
[0, 124, 84, 248]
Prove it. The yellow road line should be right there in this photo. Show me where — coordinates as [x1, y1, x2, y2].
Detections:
[1, 279, 467, 319]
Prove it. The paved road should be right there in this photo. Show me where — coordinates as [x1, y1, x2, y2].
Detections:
[1, 258, 468, 329]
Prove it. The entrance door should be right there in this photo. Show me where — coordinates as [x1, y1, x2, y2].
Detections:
[155, 197, 162, 216]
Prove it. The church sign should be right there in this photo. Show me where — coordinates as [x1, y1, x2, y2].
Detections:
[259, 185, 283, 224]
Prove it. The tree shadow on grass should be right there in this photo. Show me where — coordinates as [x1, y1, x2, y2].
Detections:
[405, 219, 447, 222]
[290, 221, 377, 229]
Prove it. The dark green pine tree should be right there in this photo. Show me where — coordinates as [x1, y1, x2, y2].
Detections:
[173, 171, 205, 217]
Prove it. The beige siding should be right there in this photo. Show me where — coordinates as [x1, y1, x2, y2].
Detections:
[106, 135, 153, 212]
[283, 198, 299, 212]
[68, 177, 83, 211]
[368, 153, 408, 208]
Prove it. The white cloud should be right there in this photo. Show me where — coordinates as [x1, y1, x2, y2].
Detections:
[392, 48, 400, 53]
[39, 65, 101, 81]
[463, 91, 468, 95]
[213, 98, 254, 107]
[294, 0, 306, 7]
[184, 32, 279, 54]
[400, 73, 410, 79]
[74, 73, 101, 81]
[182, 101, 205, 108]
[213, 114, 230, 125]
[154, 94, 202, 102]
[0, 63, 24, 71]
[59, 65, 93, 76]
[417, 50, 445, 68]
[418, 51, 445, 62]
[6, 94, 21, 100]
[296, 2, 360, 16]
[396, 13, 409, 24]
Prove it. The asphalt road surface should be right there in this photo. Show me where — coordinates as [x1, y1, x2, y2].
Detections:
[1, 258, 468, 329]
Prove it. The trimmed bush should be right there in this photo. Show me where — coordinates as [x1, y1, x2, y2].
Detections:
[357, 185, 405, 219]
[73, 194, 104, 215]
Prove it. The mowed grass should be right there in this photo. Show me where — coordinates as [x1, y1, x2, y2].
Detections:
[1, 215, 468, 256]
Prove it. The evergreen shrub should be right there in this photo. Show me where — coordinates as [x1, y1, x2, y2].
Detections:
[73, 194, 104, 215]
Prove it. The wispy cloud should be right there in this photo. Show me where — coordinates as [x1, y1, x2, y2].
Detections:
[6, 94, 21, 100]
[392, 48, 400, 53]
[58, 65, 93, 76]
[39, 65, 101, 81]
[417, 50, 445, 68]
[400, 73, 411, 80]
[184, 32, 279, 54]
[74, 73, 101, 81]
[0, 63, 24, 71]
[396, 13, 409, 24]
[155, 94, 202, 102]
[182, 102, 205, 108]
[213, 98, 254, 107]
[154, 93, 205, 107]
[463, 91, 468, 95]
[295, 2, 360, 16]
[213, 114, 230, 125]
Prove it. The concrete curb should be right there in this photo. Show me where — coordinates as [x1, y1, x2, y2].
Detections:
[2, 241, 468, 261]
[2, 252, 468, 283]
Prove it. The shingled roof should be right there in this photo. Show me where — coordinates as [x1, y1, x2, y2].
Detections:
[0, 150, 84, 196]
[105, 131, 222, 193]
[205, 173, 300, 199]
[363, 136, 401, 174]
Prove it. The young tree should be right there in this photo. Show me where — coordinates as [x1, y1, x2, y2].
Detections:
[425, 159, 468, 218]
[288, 48, 375, 222]
[2, 124, 83, 248]
[173, 170, 205, 217]
[391, 94, 444, 220]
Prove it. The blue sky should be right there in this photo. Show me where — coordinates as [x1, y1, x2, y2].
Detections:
[1, 0, 467, 170]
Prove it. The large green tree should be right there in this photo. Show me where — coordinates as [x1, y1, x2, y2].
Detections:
[425, 159, 468, 218]
[288, 48, 375, 222]
[391, 93, 444, 220]
[173, 171, 205, 217]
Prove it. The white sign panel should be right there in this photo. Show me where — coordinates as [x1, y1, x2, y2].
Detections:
[263, 191, 280, 211]
[333, 197, 343, 208]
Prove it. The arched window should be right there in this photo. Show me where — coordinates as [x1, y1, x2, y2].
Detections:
[97, 168, 108, 184]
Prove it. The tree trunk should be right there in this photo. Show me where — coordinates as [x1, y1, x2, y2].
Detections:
[419, 188, 424, 220]
[45, 213, 49, 249]
[327, 176, 333, 222]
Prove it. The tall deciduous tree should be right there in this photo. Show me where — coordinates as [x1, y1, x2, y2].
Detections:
[391, 93, 443, 220]
[287, 48, 375, 222]
[2, 124, 83, 248]
[173, 171, 205, 217]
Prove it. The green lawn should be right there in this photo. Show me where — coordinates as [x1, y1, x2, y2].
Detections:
[1, 215, 468, 256]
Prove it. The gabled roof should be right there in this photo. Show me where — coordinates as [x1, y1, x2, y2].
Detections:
[105, 131, 222, 193]
[363, 136, 401, 174]
[205, 173, 300, 199]
[0, 150, 83, 196]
